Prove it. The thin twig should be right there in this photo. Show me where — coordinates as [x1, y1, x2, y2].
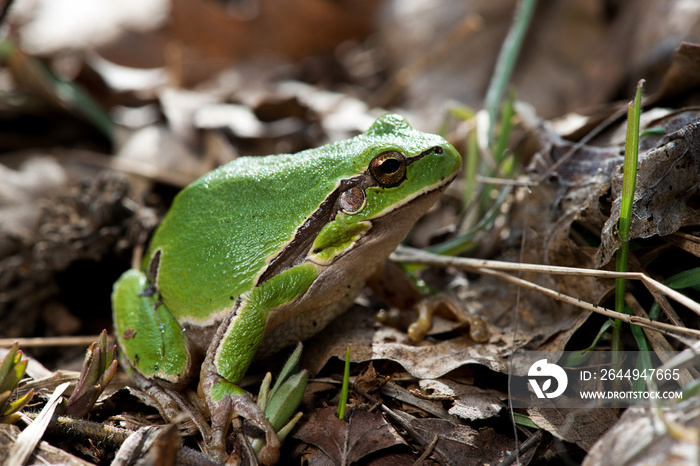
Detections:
[391, 247, 700, 340]
[0, 335, 108, 348]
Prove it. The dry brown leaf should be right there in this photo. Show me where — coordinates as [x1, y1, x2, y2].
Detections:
[389, 410, 515, 466]
[419, 379, 506, 421]
[582, 396, 700, 466]
[293, 406, 406, 465]
[527, 403, 618, 452]
[596, 121, 700, 266]
[647, 42, 700, 106]
[306, 286, 589, 381]
[163, 0, 381, 85]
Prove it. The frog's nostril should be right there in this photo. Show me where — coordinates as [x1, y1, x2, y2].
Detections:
[433, 146, 443, 155]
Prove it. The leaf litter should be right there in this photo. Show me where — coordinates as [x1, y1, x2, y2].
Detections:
[1, 1, 700, 465]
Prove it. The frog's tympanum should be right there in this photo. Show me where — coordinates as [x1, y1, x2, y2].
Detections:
[112, 114, 462, 464]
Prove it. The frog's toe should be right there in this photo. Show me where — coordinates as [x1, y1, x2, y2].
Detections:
[259, 444, 280, 466]
[231, 393, 281, 462]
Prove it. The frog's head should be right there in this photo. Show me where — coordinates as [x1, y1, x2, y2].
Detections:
[257, 113, 460, 285]
[260, 114, 462, 346]
[307, 113, 462, 265]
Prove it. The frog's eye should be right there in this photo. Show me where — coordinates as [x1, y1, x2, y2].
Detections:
[369, 151, 406, 188]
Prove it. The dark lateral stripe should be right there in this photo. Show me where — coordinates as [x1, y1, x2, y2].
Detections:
[256, 175, 365, 285]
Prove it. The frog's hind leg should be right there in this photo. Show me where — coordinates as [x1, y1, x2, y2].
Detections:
[112, 270, 209, 441]
[113, 269, 194, 386]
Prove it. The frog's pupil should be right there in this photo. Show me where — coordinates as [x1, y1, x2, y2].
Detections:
[380, 158, 401, 174]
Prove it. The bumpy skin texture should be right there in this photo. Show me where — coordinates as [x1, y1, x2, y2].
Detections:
[112, 114, 462, 463]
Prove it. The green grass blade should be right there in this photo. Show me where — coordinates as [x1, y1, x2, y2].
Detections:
[492, 90, 516, 163]
[337, 347, 351, 420]
[484, 0, 537, 145]
[664, 267, 700, 289]
[0, 359, 26, 394]
[3, 389, 34, 417]
[618, 81, 644, 244]
[612, 80, 644, 356]
[463, 129, 479, 215]
[512, 412, 538, 428]
[0, 344, 19, 385]
[561, 319, 614, 366]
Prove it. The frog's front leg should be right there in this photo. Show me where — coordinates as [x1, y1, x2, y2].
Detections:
[200, 263, 318, 465]
[200, 352, 280, 465]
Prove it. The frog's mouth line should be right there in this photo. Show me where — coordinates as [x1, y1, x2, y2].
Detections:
[256, 154, 458, 287]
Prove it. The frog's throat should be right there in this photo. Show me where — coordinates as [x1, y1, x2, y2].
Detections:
[256, 147, 453, 287]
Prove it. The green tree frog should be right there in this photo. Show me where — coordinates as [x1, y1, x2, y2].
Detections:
[112, 114, 461, 464]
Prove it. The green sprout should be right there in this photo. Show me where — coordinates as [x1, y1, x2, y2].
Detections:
[65, 330, 118, 418]
[0, 343, 34, 424]
[252, 343, 307, 453]
[337, 347, 351, 420]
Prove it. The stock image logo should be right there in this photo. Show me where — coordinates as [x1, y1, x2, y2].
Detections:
[528, 359, 568, 399]
[512, 351, 689, 408]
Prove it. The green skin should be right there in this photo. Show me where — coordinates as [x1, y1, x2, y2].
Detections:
[112, 114, 461, 464]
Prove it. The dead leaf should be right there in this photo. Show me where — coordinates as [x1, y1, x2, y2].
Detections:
[527, 402, 618, 451]
[112, 425, 183, 466]
[162, 0, 381, 85]
[647, 42, 700, 106]
[582, 396, 700, 466]
[419, 379, 506, 421]
[307, 289, 589, 381]
[389, 410, 515, 466]
[381, 380, 458, 422]
[293, 406, 407, 465]
[596, 121, 700, 266]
